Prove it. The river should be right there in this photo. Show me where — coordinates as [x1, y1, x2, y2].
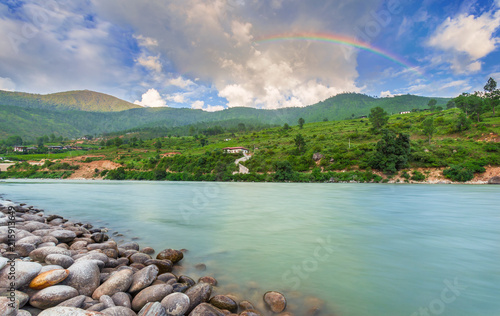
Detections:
[1, 180, 499, 315]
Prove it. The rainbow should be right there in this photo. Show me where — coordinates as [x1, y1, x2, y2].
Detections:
[256, 33, 423, 76]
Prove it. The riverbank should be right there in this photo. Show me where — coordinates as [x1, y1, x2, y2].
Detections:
[0, 201, 296, 316]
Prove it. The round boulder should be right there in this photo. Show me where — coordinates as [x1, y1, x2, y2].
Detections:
[263, 291, 287, 313]
[160, 292, 190, 316]
[156, 249, 183, 264]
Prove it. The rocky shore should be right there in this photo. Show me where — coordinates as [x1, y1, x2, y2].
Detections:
[0, 202, 290, 316]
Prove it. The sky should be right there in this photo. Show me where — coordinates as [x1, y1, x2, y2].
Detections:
[0, 0, 499, 111]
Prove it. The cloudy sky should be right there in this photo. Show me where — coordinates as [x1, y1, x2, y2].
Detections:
[0, 0, 499, 111]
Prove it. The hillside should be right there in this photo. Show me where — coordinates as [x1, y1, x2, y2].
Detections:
[0, 90, 449, 140]
[0, 90, 141, 112]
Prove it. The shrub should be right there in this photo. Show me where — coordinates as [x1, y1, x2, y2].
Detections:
[443, 161, 485, 182]
[410, 170, 426, 181]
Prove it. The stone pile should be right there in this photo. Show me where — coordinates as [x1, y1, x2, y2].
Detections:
[0, 203, 288, 316]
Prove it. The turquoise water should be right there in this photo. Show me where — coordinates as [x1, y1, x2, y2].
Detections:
[1, 180, 499, 315]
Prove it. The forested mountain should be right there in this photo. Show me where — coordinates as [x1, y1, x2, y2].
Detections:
[0, 90, 449, 140]
[0, 90, 140, 112]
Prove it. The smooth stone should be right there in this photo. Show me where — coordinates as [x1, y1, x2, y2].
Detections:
[45, 254, 74, 269]
[16, 310, 31, 316]
[138, 302, 166, 316]
[210, 295, 238, 313]
[239, 301, 255, 311]
[100, 295, 116, 308]
[17, 235, 43, 246]
[189, 303, 225, 316]
[194, 263, 206, 271]
[119, 242, 140, 251]
[38, 306, 105, 315]
[160, 292, 190, 316]
[38, 242, 57, 248]
[131, 284, 173, 312]
[178, 276, 195, 287]
[172, 283, 189, 293]
[0, 290, 29, 308]
[21, 222, 51, 232]
[92, 268, 134, 300]
[49, 230, 77, 243]
[29, 247, 71, 262]
[111, 292, 131, 308]
[88, 302, 106, 311]
[0, 296, 16, 316]
[129, 265, 159, 293]
[103, 249, 118, 259]
[0, 257, 8, 270]
[41, 265, 64, 273]
[75, 252, 109, 264]
[144, 260, 173, 274]
[263, 291, 287, 313]
[62, 260, 101, 296]
[15, 243, 36, 257]
[21, 214, 45, 222]
[239, 310, 262, 316]
[0, 261, 42, 289]
[130, 253, 152, 265]
[29, 285, 79, 309]
[156, 249, 183, 264]
[102, 306, 137, 316]
[91, 233, 109, 243]
[198, 276, 217, 286]
[29, 269, 69, 290]
[157, 273, 176, 283]
[70, 241, 88, 250]
[140, 247, 155, 255]
[41, 236, 59, 244]
[56, 294, 87, 308]
[185, 282, 212, 314]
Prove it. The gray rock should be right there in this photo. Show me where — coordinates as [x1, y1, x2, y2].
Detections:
[92, 268, 134, 300]
[0, 290, 29, 309]
[100, 295, 116, 308]
[0, 257, 8, 270]
[16, 310, 31, 316]
[40, 265, 64, 273]
[17, 236, 43, 246]
[160, 292, 190, 316]
[45, 254, 74, 268]
[70, 241, 88, 251]
[120, 242, 140, 251]
[0, 296, 16, 316]
[15, 243, 37, 257]
[29, 285, 79, 309]
[62, 260, 101, 296]
[263, 291, 287, 313]
[188, 303, 225, 316]
[129, 265, 159, 293]
[131, 284, 173, 312]
[138, 302, 166, 316]
[75, 252, 109, 264]
[56, 294, 86, 308]
[111, 292, 131, 308]
[209, 295, 237, 313]
[29, 247, 71, 262]
[0, 261, 42, 289]
[101, 306, 137, 316]
[38, 306, 105, 315]
[184, 282, 212, 314]
[21, 222, 50, 232]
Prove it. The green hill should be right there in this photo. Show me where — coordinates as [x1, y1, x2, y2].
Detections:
[0, 90, 141, 112]
[0, 90, 449, 140]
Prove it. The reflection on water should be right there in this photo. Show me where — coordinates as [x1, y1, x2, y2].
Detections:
[1, 180, 499, 316]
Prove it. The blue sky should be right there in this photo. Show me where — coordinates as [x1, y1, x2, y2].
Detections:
[0, 0, 499, 111]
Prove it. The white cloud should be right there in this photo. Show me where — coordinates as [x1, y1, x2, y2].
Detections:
[441, 80, 469, 89]
[91, 0, 372, 109]
[134, 88, 167, 107]
[191, 100, 224, 112]
[380, 90, 394, 98]
[0, 77, 16, 91]
[428, 10, 500, 73]
[166, 93, 187, 103]
[134, 34, 158, 48]
[169, 77, 195, 89]
[136, 54, 162, 73]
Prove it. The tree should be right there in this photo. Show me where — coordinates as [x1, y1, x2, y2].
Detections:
[369, 107, 389, 130]
[114, 137, 123, 147]
[468, 93, 484, 122]
[369, 130, 411, 174]
[456, 113, 471, 132]
[283, 123, 290, 130]
[428, 99, 437, 111]
[200, 137, 208, 147]
[294, 133, 306, 153]
[273, 161, 295, 181]
[298, 117, 305, 129]
[422, 117, 436, 145]
[454, 93, 470, 116]
[446, 100, 456, 109]
[154, 139, 162, 149]
[237, 122, 246, 132]
[323, 117, 328, 122]
[484, 77, 498, 116]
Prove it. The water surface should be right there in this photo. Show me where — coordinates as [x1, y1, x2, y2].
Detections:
[1, 180, 499, 315]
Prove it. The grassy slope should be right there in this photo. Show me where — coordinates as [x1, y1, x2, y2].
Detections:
[0, 90, 141, 112]
[4, 107, 498, 183]
[0, 92, 449, 141]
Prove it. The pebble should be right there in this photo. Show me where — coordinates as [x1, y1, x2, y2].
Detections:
[263, 291, 287, 313]
[138, 302, 166, 316]
[29, 285, 79, 309]
[29, 269, 69, 290]
[160, 292, 190, 315]
[45, 254, 74, 268]
[129, 264, 159, 293]
[131, 284, 173, 312]
[92, 268, 134, 299]
[0, 261, 42, 289]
